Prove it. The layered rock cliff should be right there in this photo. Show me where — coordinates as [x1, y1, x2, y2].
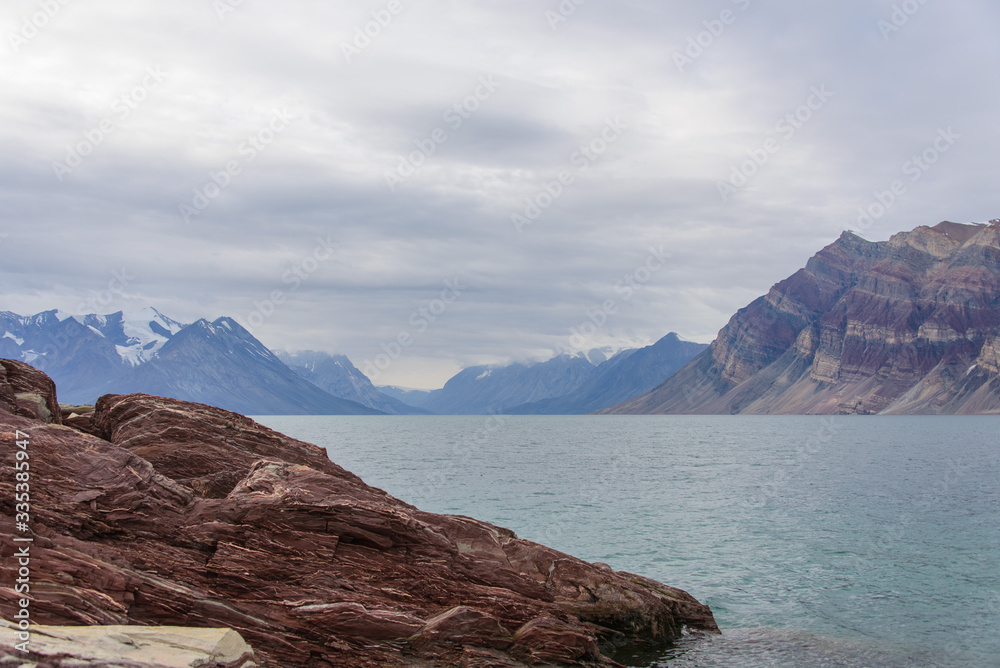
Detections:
[603, 221, 1000, 415]
[0, 359, 718, 667]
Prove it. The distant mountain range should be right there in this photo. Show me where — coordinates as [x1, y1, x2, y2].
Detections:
[275, 350, 430, 415]
[0, 307, 702, 415]
[17, 222, 989, 417]
[603, 221, 1000, 415]
[508, 333, 708, 414]
[375, 334, 706, 415]
[0, 308, 379, 415]
[0, 308, 704, 415]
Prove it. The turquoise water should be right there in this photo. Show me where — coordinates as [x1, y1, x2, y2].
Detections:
[253, 415, 1000, 667]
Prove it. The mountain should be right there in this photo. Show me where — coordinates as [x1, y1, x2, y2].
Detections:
[508, 333, 708, 414]
[0, 308, 380, 415]
[377, 385, 435, 408]
[603, 221, 1000, 415]
[92, 318, 382, 415]
[0, 307, 182, 401]
[277, 350, 431, 415]
[419, 353, 598, 414]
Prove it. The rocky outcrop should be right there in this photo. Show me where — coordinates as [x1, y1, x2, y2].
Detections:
[603, 221, 1000, 415]
[0, 622, 257, 667]
[0, 367, 718, 667]
[0, 358, 61, 424]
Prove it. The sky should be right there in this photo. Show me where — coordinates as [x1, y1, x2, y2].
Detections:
[1, 0, 998, 389]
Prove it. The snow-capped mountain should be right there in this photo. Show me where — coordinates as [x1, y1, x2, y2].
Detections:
[100, 318, 381, 415]
[0, 307, 184, 372]
[0, 308, 380, 414]
[78, 307, 185, 366]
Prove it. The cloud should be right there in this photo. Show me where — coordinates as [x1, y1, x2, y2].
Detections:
[1, 0, 998, 388]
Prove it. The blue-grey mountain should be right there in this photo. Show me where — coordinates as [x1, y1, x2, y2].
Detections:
[276, 350, 430, 415]
[0, 308, 380, 415]
[416, 353, 598, 415]
[508, 333, 708, 414]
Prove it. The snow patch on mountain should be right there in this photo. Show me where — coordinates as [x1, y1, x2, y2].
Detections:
[2, 332, 24, 346]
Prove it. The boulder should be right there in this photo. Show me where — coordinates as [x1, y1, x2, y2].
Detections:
[0, 621, 256, 667]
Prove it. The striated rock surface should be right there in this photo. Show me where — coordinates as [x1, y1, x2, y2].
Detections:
[603, 221, 1000, 415]
[0, 365, 718, 667]
[0, 359, 62, 424]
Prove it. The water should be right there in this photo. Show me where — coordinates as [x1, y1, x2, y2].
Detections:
[252, 415, 1000, 667]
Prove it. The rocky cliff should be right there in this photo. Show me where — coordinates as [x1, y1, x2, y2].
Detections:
[0, 359, 718, 667]
[603, 221, 1000, 415]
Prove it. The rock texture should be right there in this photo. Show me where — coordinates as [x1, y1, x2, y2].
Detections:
[0, 622, 257, 667]
[0, 363, 718, 667]
[0, 359, 62, 424]
[603, 221, 1000, 415]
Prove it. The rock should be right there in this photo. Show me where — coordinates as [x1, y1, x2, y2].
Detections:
[510, 617, 602, 664]
[0, 358, 61, 424]
[59, 403, 96, 434]
[0, 366, 718, 667]
[0, 621, 257, 667]
[603, 222, 1000, 415]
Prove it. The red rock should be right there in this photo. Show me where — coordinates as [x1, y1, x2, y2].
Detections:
[0, 359, 61, 424]
[604, 222, 1000, 415]
[0, 366, 719, 666]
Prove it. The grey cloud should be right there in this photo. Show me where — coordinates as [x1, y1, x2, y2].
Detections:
[1, 0, 997, 388]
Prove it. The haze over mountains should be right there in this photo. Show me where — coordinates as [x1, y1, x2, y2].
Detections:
[604, 221, 1000, 415]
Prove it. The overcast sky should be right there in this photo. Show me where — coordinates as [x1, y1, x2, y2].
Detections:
[1, 0, 998, 388]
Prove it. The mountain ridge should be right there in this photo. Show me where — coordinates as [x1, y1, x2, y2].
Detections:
[602, 221, 1000, 415]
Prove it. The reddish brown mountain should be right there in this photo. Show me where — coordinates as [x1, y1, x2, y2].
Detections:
[0, 359, 717, 667]
[604, 221, 1000, 415]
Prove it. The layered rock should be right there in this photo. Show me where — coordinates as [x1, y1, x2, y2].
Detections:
[0, 359, 61, 424]
[0, 363, 718, 667]
[603, 221, 1000, 415]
